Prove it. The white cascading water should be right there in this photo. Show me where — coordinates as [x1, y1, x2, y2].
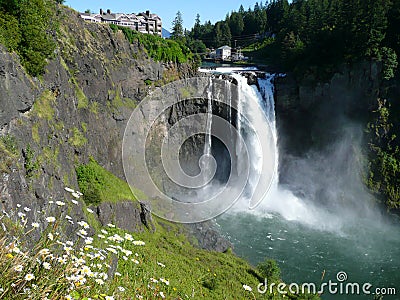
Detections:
[229, 71, 342, 229]
[198, 67, 341, 229]
[204, 77, 213, 158]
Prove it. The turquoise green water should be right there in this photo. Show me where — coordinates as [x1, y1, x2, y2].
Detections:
[217, 212, 400, 299]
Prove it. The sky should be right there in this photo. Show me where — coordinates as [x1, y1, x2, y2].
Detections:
[64, 0, 262, 31]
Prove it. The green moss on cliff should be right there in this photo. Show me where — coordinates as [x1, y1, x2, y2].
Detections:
[0, 135, 18, 173]
[89, 102, 100, 115]
[33, 90, 56, 120]
[68, 127, 87, 148]
[70, 77, 89, 109]
[107, 86, 138, 112]
[38, 146, 60, 172]
[31, 123, 40, 143]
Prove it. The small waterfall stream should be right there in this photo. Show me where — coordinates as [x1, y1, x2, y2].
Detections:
[204, 77, 213, 159]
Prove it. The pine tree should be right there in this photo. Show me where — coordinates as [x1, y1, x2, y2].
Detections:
[192, 14, 201, 40]
[228, 12, 244, 36]
[171, 11, 184, 40]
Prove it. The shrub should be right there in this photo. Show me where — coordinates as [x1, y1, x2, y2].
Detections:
[0, 0, 56, 76]
[257, 258, 281, 282]
[24, 144, 39, 178]
[76, 157, 138, 206]
[76, 158, 106, 205]
[110, 24, 193, 63]
[0, 11, 21, 51]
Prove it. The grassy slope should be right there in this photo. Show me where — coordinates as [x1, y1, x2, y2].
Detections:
[72, 160, 318, 299]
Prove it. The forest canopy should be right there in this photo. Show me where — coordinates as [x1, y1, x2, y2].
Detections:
[186, 0, 399, 78]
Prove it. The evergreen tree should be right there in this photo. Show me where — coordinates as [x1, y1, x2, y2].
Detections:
[255, 5, 268, 34]
[213, 21, 231, 47]
[221, 22, 232, 46]
[243, 7, 258, 35]
[192, 14, 201, 40]
[386, 0, 400, 55]
[171, 11, 184, 40]
[228, 12, 244, 36]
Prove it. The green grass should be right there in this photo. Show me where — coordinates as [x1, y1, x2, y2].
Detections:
[68, 127, 87, 148]
[0, 197, 320, 300]
[32, 123, 40, 143]
[99, 221, 272, 299]
[33, 90, 56, 120]
[0, 157, 320, 300]
[76, 157, 147, 206]
[0, 135, 18, 173]
[107, 87, 138, 112]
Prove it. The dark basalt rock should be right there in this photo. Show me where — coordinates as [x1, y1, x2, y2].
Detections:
[0, 47, 37, 127]
[188, 221, 233, 253]
[96, 201, 155, 233]
[275, 62, 381, 157]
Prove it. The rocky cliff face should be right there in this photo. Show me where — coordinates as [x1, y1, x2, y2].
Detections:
[275, 62, 382, 157]
[0, 7, 197, 238]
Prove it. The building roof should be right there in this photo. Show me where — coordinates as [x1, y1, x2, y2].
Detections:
[83, 10, 161, 23]
[80, 9, 162, 36]
[217, 45, 231, 50]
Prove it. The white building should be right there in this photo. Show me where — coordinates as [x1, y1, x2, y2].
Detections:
[216, 45, 232, 61]
[81, 9, 162, 37]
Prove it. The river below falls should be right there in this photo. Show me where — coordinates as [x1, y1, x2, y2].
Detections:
[217, 210, 400, 299]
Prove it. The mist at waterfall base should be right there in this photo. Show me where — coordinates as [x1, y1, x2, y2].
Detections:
[197, 68, 400, 298]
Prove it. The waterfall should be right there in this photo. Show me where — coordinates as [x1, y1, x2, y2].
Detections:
[204, 77, 213, 158]
[257, 74, 279, 190]
[242, 73, 339, 228]
[198, 67, 339, 228]
[227, 70, 338, 228]
[231, 72, 270, 198]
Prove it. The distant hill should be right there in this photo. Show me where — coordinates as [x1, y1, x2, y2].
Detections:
[162, 28, 171, 38]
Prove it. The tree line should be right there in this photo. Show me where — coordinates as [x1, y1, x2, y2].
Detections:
[172, 0, 399, 76]
[170, 3, 269, 53]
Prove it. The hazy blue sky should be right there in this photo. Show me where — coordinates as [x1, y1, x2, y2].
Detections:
[64, 0, 261, 30]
